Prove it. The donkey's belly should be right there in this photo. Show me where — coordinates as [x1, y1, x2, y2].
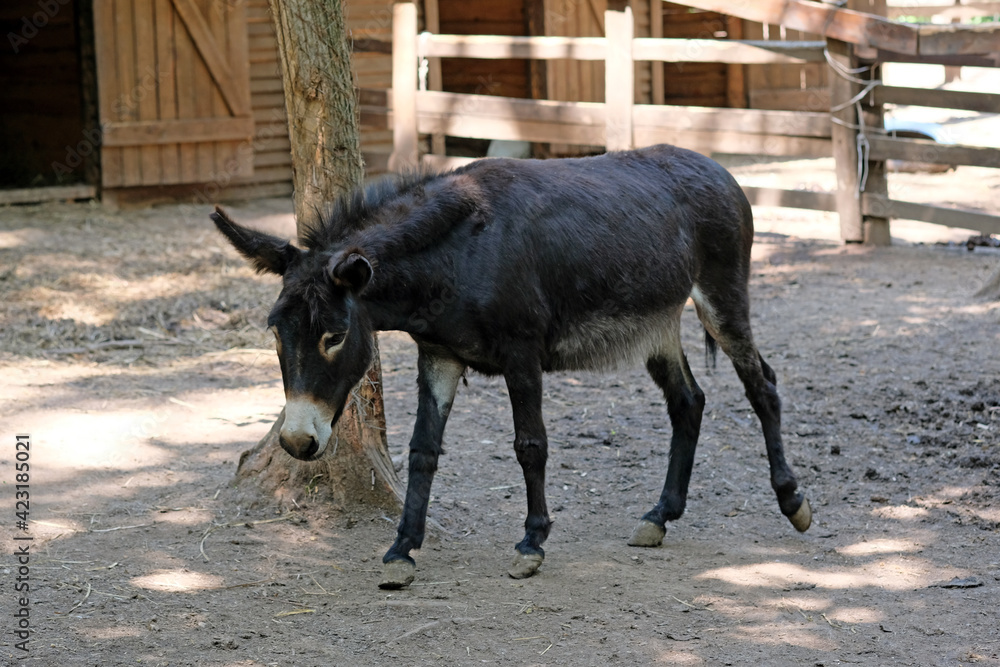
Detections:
[546, 308, 682, 372]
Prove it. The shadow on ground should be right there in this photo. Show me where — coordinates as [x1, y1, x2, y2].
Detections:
[1, 199, 998, 665]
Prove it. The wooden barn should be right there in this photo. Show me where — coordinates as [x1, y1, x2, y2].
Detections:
[0, 0, 395, 206]
[0, 0, 831, 206]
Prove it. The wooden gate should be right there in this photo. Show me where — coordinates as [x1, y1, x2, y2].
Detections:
[94, 0, 253, 188]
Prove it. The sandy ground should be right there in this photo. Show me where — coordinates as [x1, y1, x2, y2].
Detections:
[1, 154, 1000, 665]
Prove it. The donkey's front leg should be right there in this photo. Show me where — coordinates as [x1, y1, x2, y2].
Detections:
[379, 352, 465, 589]
[504, 358, 553, 579]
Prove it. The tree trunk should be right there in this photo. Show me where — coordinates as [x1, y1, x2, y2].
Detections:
[235, 0, 403, 511]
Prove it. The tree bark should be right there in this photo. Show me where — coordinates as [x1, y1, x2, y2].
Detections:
[269, 0, 363, 235]
[235, 0, 403, 511]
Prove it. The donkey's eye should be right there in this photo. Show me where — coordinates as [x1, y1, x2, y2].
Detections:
[321, 331, 347, 356]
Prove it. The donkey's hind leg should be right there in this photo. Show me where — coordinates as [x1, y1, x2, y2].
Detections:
[504, 355, 553, 579]
[629, 315, 706, 547]
[692, 288, 811, 532]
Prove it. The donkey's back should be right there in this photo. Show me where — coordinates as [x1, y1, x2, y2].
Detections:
[433, 144, 756, 372]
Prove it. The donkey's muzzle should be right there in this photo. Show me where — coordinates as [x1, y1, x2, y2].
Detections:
[279, 432, 319, 460]
[280, 395, 337, 460]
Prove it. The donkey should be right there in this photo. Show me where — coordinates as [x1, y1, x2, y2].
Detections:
[212, 144, 811, 589]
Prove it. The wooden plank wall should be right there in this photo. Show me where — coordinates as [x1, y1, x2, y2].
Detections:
[240, 0, 294, 196]
[741, 0, 883, 112]
[101, 0, 285, 203]
[438, 0, 529, 98]
[743, 21, 830, 111]
[545, 0, 605, 105]
[106, 0, 393, 200]
[656, 3, 829, 112]
[242, 0, 394, 189]
[632, 0, 653, 104]
[0, 0, 85, 188]
[345, 0, 394, 165]
[659, 3, 729, 107]
[95, 0, 254, 189]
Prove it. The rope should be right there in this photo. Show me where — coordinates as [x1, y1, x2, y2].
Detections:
[418, 57, 429, 91]
[824, 46, 874, 81]
[829, 78, 882, 113]
[417, 32, 430, 91]
[856, 107, 871, 194]
[824, 46, 883, 197]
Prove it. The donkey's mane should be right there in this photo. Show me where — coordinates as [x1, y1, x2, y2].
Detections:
[300, 172, 433, 250]
[300, 169, 483, 264]
[290, 168, 484, 330]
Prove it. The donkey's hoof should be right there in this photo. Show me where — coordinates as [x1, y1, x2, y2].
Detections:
[627, 519, 666, 547]
[508, 552, 544, 579]
[378, 560, 415, 589]
[788, 497, 812, 533]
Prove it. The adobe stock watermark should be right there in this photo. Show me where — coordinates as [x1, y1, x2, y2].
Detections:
[11, 434, 33, 657]
[7, 0, 72, 54]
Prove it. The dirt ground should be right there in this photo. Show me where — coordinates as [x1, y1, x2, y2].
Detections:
[2, 159, 1000, 666]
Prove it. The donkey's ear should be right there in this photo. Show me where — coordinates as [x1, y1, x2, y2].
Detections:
[211, 206, 299, 276]
[327, 249, 373, 293]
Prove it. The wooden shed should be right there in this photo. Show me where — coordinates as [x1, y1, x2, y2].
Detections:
[0, 0, 394, 206]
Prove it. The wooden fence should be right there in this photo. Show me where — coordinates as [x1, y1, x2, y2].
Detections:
[370, 1, 1000, 244]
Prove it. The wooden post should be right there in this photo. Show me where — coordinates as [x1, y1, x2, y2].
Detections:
[526, 0, 548, 157]
[725, 17, 747, 108]
[605, 3, 634, 152]
[424, 0, 446, 157]
[851, 0, 890, 245]
[860, 59, 890, 245]
[389, 2, 418, 171]
[650, 0, 664, 105]
[827, 37, 864, 243]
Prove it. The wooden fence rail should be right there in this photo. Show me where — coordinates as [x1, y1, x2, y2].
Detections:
[381, 1, 1000, 244]
[678, 0, 1000, 58]
[872, 86, 1000, 113]
[418, 33, 828, 65]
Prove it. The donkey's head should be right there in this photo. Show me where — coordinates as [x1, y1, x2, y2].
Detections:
[211, 207, 375, 461]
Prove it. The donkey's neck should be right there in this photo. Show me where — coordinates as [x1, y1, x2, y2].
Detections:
[361, 254, 454, 334]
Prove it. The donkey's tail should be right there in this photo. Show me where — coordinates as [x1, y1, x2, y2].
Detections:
[704, 328, 718, 369]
